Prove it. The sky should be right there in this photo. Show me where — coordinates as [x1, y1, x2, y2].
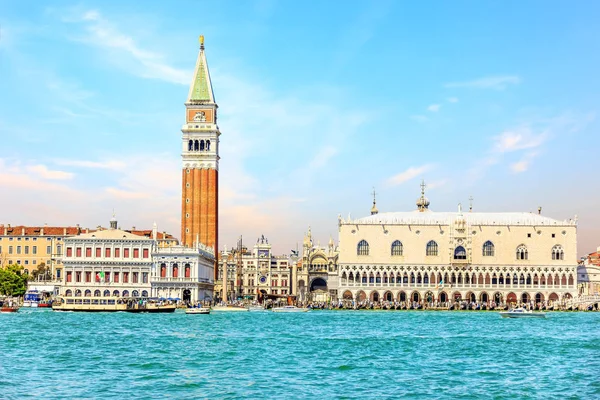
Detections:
[1, 1, 599, 256]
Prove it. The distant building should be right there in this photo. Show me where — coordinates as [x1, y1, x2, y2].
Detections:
[152, 243, 215, 303]
[61, 217, 155, 298]
[0, 224, 84, 281]
[336, 183, 578, 305]
[216, 236, 292, 302]
[578, 247, 600, 296]
[297, 228, 339, 302]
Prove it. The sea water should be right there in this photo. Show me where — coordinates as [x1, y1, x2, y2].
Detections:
[1, 310, 599, 399]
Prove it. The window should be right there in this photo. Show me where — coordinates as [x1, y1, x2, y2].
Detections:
[75, 271, 82, 282]
[124, 248, 130, 258]
[76, 248, 82, 257]
[56, 269, 61, 279]
[454, 246, 467, 260]
[17, 246, 21, 254]
[96, 248, 101, 257]
[123, 272, 129, 283]
[527, 233, 531, 238]
[57, 245, 61, 254]
[33, 246, 37, 255]
[357, 240, 369, 256]
[160, 264, 166, 278]
[85, 271, 91, 282]
[173, 264, 179, 278]
[391, 240, 403, 256]
[9, 246, 13, 254]
[86, 247, 91, 257]
[113, 272, 119, 283]
[552, 233, 556, 238]
[133, 248, 140, 258]
[115, 248, 120, 258]
[25, 260, 29, 265]
[142, 272, 148, 283]
[426, 241, 438, 256]
[66, 247, 72, 257]
[132, 272, 139, 283]
[483, 241, 495, 257]
[25, 246, 29, 254]
[551, 245, 564, 260]
[16, 260, 21, 265]
[143, 248, 149, 258]
[33, 260, 36, 265]
[66, 271, 72, 282]
[47, 246, 51, 253]
[185, 264, 191, 278]
[105, 248, 111, 257]
[516, 245, 528, 260]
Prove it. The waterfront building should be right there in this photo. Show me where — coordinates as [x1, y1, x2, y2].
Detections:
[151, 243, 215, 303]
[180, 36, 219, 278]
[336, 183, 578, 305]
[0, 224, 83, 281]
[216, 236, 293, 301]
[578, 247, 600, 296]
[296, 228, 339, 302]
[61, 217, 155, 298]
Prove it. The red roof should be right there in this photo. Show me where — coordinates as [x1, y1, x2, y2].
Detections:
[0, 225, 177, 241]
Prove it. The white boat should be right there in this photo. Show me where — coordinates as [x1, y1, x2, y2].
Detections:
[211, 305, 248, 312]
[272, 305, 310, 313]
[23, 290, 42, 308]
[185, 307, 210, 315]
[248, 305, 266, 312]
[499, 308, 546, 318]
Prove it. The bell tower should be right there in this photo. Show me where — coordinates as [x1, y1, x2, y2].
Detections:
[181, 35, 219, 271]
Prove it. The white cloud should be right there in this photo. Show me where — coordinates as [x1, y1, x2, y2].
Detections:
[447, 97, 459, 103]
[493, 127, 547, 153]
[427, 104, 441, 112]
[445, 75, 521, 90]
[25, 164, 74, 180]
[65, 9, 190, 85]
[308, 146, 339, 169]
[53, 159, 127, 170]
[510, 152, 539, 174]
[385, 165, 434, 187]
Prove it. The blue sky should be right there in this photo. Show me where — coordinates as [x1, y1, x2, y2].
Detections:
[1, 1, 599, 255]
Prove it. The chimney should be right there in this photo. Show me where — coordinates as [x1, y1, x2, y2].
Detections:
[152, 222, 157, 241]
[538, 206, 542, 215]
[63, 228, 67, 235]
[21, 227, 25, 235]
[85, 228, 89, 234]
[40, 227, 44, 236]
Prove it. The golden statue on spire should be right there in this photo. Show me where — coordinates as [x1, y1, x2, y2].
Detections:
[199, 35, 205, 48]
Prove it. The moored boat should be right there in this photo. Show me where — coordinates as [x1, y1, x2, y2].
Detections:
[185, 307, 210, 315]
[1, 305, 19, 313]
[499, 307, 546, 318]
[248, 305, 266, 312]
[211, 305, 248, 312]
[272, 305, 310, 313]
[52, 296, 176, 313]
[23, 290, 42, 308]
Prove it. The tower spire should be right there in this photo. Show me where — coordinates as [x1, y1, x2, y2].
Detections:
[187, 35, 215, 104]
[371, 187, 378, 215]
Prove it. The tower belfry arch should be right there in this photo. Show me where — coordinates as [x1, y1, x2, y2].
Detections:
[181, 36, 220, 278]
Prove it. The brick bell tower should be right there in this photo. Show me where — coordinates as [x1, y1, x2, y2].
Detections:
[181, 35, 219, 273]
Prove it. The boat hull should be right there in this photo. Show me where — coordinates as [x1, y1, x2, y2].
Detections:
[1, 307, 19, 313]
[186, 308, 211, 315]
[211, 306, 248, 312]
[272, 307, 310, 313]
[500, 312, 546, 318]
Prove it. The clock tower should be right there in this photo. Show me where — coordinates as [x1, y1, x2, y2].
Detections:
[181, 35, 219, 276]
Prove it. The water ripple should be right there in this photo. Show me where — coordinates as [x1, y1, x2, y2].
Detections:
[1, 310, 599, 399]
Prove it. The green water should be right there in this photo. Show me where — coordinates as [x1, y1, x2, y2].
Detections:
[1, 310, 599, 399]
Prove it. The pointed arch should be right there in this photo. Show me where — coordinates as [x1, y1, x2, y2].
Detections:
[516, 245, 528, 260]
[454, 246, 467, 260]
[483, 240, 495, 256]
[552, 245, 564, 260]
[391, 240, 403, 256]
[426, 240, 438, 256]
[357, 240, 369, 256]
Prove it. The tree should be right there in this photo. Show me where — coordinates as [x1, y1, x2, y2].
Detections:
[0, 264, 29, 296]
[31, 263, 50, 281]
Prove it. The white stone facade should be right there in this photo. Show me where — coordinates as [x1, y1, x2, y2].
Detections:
[62, 228, 154, 298]
[336, 195, 578, 305]
[152, 244, 215, 303]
